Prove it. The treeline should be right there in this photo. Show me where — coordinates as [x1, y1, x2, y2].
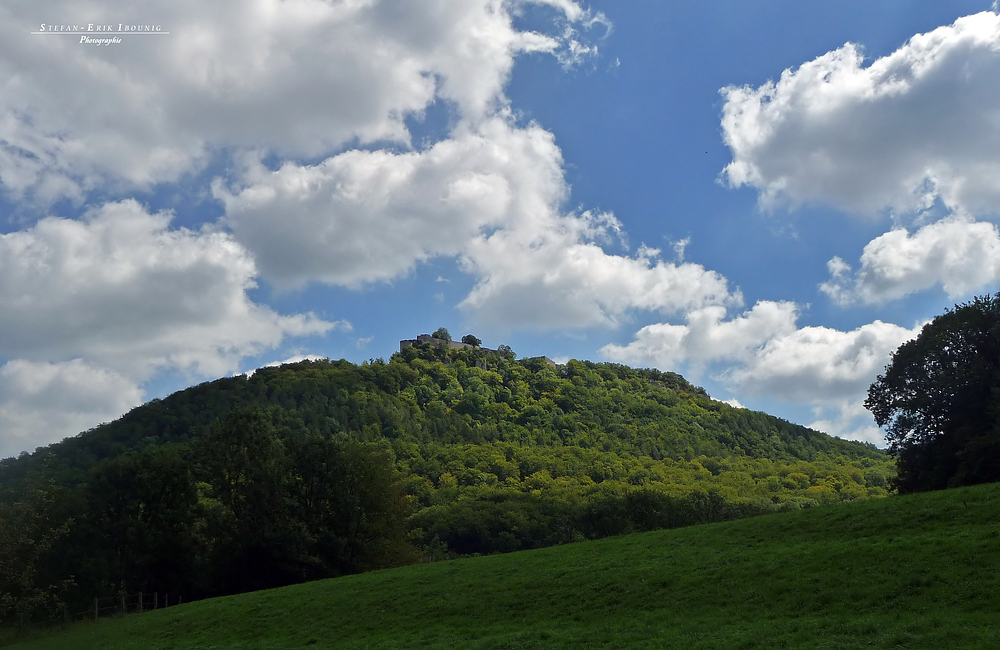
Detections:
[0, 345, 893, 625]
[2, 412, 413, 627]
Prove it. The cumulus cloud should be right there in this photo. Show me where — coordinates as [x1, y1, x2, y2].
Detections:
[216, 119, 566, 289]
[725, 320, 919, 402]
[220, 118, 736, 328]
[0, 199, 333, 378]
[1, 0, 640, 338]
[0, 360, 143, 459]
[600, 301, 798, 369]
[459, 224, 737, 330]
[0, 0, 602, 202]
[820, 217, 1000, 305]
[720, 11, 1000, 216]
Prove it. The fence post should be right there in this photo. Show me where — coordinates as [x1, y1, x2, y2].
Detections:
[64, 604, 68, 625]
[154, 592, 158, 610]
[94, 598, 98, 622]
[120, 594, 126, 617]
[138, 591, 142, 614]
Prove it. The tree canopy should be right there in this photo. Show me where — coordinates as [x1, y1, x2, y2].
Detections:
[0, 344, 892, 622]
[866, 295, 1000, 493]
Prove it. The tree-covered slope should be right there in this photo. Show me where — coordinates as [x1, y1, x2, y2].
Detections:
[2, 344, 881, 487]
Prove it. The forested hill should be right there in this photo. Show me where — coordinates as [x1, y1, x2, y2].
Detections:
[1, 343, 893, 614]
[2, 343, 879, 486]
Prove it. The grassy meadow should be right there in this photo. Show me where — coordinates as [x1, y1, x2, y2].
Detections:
[5, 482, 999, 649]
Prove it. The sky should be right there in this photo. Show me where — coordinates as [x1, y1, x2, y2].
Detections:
[2, 0, 999, 458]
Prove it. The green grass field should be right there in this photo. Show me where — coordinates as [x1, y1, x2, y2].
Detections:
[6, 482, 999, 649]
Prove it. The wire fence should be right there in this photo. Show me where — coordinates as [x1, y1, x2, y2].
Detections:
[75, 591, 182, 623]
[9, 591, 183, 635]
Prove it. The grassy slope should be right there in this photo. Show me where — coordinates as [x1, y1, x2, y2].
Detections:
[8, 483, 1000, 649]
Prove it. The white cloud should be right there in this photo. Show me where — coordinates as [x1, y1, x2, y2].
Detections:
[720, 11, 1000, 216]
[0, 360, 143, 459]
[807, 399, 884, 446]
[459, 224, 737, 329]
[0, 199, 332, 378]
[217, 119, 565, 289]
[3, 0, 650, 344]
[725, 320, 919, 402]
[821, 217, 1000, 305]
[600, 301, 798, 369]
[0, 0, 601, 202]
[219, 117, 736, 328]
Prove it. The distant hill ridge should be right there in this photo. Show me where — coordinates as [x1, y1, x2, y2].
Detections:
[1, 343, 881, 486]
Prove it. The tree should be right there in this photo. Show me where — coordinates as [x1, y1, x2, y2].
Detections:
[432, 327, 452, 342]
[866, 295, 1000, 493]
[87, 446, 199, 595]
[199, 409, 309, 593]
[0, 484, 71, 626]
[290, 437, 415, 576]
[461, 334, 482, 347]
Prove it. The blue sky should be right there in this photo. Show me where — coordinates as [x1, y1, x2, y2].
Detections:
[2, 1, 999, 457]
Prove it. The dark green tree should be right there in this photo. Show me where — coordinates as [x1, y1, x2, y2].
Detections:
[461, 334, 482, 347]
[88, 446, 200, 595]
[290, 437, 414, 576]
[866, 295, 1000, 492]
[0, 483, 71, 625]
[199, 409, 309, 593]
[432, 327, 452, 342]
